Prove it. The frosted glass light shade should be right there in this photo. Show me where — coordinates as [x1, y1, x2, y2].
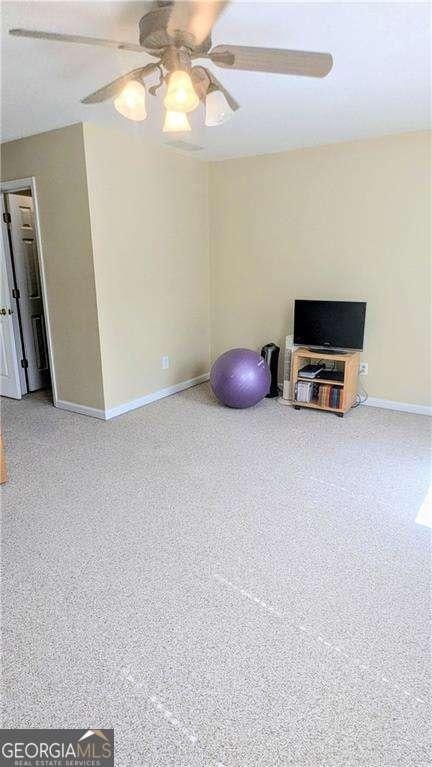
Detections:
[163, 110, 191, 132]
[114, 80, 147, 121]
[205, 89, 233, 127]
[164, 70, 199, 113]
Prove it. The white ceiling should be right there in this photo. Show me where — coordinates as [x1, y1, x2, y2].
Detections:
[1, 1, 430, 160]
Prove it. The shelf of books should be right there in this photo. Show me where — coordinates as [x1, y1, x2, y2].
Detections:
[291, 348, 360, 417]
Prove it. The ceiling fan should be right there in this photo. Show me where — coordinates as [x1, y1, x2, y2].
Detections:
[10, 1, 333, 132]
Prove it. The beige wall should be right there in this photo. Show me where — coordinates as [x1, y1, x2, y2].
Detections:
[82, 123, 210, 410]
[2, 125, 429, 412]
[209, 131, 431, 406]
[1, 124, 105, 409]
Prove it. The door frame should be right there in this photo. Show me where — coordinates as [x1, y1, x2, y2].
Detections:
[1, 177, 58, 405]
[1, 208, 27, 394]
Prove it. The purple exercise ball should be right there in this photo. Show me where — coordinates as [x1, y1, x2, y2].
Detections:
[210, 348, 271, 409]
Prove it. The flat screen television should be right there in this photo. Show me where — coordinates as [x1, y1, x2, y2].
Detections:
[293, 300, 366, 351]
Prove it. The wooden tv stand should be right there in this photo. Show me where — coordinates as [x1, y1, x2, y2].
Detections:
[291, 348, 360, 417]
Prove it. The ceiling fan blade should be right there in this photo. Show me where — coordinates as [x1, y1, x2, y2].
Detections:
[167, 1, 228, 46]
[9, 28, 146, 53]
[209, 45, 333, 77]
[191, 66, 239, 111]
[206, 71, 240, 111]
[81, 64, 159, 104]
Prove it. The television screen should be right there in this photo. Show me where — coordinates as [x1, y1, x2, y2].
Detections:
[293, 300, 366, 350]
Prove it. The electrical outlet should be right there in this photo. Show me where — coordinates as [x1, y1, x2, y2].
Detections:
[359, 362, 368, 375]
[162, 356, 169, 370]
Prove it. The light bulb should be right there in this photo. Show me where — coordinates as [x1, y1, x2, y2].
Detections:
[114, 80, 147, 121]
[205, 89, 233, 127]
[164, 70, 199, 113]
[163, 110, 191, 133]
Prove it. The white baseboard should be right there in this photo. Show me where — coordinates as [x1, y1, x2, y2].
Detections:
[365, 397, 431, 416]
[55, 399, 107, 420]
[55, 374, 209, 420]
[105, 373, 210, 420]
[57, 381, 430, 419]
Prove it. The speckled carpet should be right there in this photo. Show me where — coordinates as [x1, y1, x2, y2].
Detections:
[1, 384, 431, 767]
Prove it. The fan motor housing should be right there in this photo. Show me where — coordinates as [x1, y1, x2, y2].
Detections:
[139, 6, 212, 56]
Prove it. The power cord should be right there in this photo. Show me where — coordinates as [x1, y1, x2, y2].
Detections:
[352, 368, 368, 408]
[352, 388, 368, 407]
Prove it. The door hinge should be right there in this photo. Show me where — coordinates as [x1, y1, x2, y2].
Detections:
[12, 287, 20, 300]
[21, 358, 29, 369]
[2, 211, 11, 226]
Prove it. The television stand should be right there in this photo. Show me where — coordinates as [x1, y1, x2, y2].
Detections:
[292, 348, 360, 416]
[308, 347, 348, 355]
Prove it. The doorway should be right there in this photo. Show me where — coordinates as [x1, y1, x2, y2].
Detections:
[1, 179, 55, 402]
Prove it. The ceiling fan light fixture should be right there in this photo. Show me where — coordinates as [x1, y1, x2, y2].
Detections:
[163, 110, 192, 133]
[114, 80, 147, 121]
[13, 6, 334, 136]
[164, 70, 199, 113]
[204, 88, 233, 126]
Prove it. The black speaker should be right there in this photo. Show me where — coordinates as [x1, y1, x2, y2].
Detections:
[261, 343, 280, 398]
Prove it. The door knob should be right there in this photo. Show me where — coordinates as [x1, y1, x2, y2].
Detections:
[0, 308, 7, 315]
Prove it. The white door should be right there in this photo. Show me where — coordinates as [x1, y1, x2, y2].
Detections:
[0, 234, 21, 399]
[7, 193, 50, 392]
